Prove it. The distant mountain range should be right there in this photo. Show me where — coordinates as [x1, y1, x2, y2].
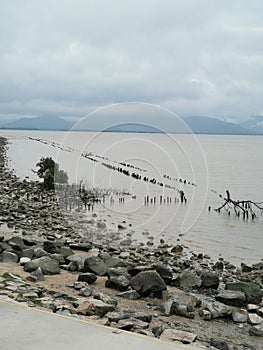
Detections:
[1, 114, 73, 131]
[183, 116, 252, 135]
[1, 114, 262, 135]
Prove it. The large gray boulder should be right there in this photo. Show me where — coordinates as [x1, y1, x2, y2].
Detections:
[44, 240, 73, 257]
[0, 241, 11, 253]
[8, 236, 26, 251]
[216, 290, 246, 307]
[22, 248, 35, 259]
[107, 267, 131, 280]
[66, 254, 85, 271]
[43, 240, 62, 254]
[24, 256, 60, 275]
[151, 263, 173, 285]
[83, 256, 107, 276]
[226, 282, 262, 304]
[174, 271, 202, 291]
[199, 300, 232, 319]
[201, 272, 219, 289]
[130, 270, 166, 297]
[249, 322, 263, 337]
[104, 257, 126, 268]
[1, 251, 19, 263]
[105, 276, 130, 291]
[33, 247, 49, 259]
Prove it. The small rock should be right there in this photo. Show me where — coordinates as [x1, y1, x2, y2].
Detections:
[33, 248, 49, 259]
[93, 292, 117, 306]
[119, 252, 130, 259]
[106, 311, 130, 323]
[247, 304, 259, 312]
[107, 267, 131, 280]
[249, 322, 263, 337]
[77, 273, 97, 284]
[160, 329, 197, 344]
[67, 260, 79, 272]
[31, 267, 45, 281]
[171, 245, 183, 254]
[232, 310, 247, 323]
[132, 312, 152, 323]
[20, 257, 31, 265]
[117, 318, 148, 330]
[247, 313, 263, 325]
[74, 281, 89, 290]
[105, 257, 126, 268]
[210, 338, 232, 350]
[213, 261, 224, 270]
[66, 254, 85, 271]
[127, 265, 151, 277]
[116, 290, 140, 300]
[171, 301, 195, 319]
[117, 224, 127, 230]
[241, 263, 252, 273]
[202, 272, 219, 289]
[78, 287, 92, 297]
[105, 276, 130, 292]
[200, 309, 212, 320]
[77, 298, 115, 317]
[22, 248, 35, 259]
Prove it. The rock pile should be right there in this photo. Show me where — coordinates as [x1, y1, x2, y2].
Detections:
[1, 232, 263, 349]
[0, 136, 263, 349]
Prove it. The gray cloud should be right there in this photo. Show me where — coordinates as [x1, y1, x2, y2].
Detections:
[0, 0, 263, 122]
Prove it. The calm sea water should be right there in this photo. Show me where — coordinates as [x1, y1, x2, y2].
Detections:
[1, 129, 262, 265]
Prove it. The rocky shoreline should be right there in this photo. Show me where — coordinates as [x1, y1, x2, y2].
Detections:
[0, 135, 263, 349]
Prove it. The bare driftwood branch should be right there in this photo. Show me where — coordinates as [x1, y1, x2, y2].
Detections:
[214, 190, 263, 220]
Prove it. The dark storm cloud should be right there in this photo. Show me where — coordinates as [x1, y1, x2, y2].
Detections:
[0, 0, 263, 121]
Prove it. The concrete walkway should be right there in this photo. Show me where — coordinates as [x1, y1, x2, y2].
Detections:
[0, 298, 204, 350]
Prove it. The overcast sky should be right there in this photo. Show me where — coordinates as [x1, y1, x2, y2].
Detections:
[0, 0, 263, 122]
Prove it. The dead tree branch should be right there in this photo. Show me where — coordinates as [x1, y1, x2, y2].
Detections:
[214, 190, 263, 220]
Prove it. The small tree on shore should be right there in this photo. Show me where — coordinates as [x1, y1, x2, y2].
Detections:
[36, 157, 68, 190]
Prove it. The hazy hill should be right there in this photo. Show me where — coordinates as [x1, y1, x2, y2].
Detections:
[183, 116, 254, 135]
[241, 116, 263, 134]
[0, 114, 259, 135]
[2, 114, 73, 131]
[104, 123, 165, 133]
[102, 117, 254, 135]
